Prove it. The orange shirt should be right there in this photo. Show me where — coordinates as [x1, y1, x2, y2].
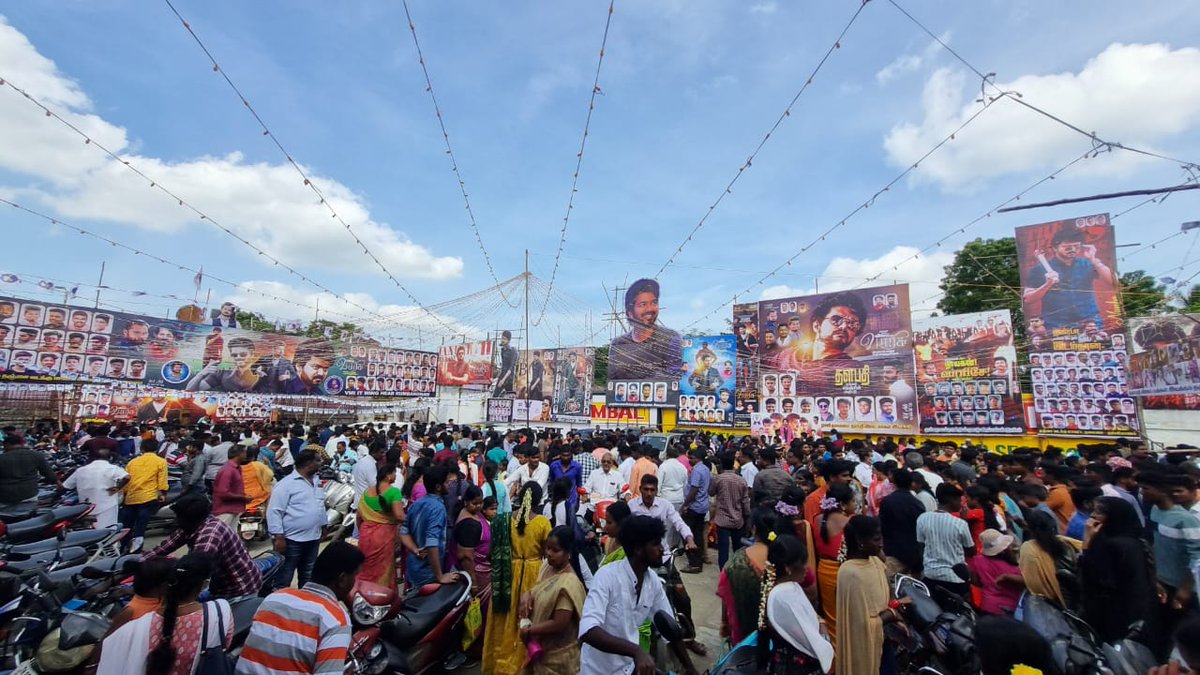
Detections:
[1045, 484, 1076, 533]
[629, 457, 658, 499]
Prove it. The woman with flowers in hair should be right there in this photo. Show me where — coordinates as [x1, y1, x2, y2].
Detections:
[755, 532, 833, 674]
[809, 482, 854, 646]
[717, 507, 778, 645]
[482, 482, 550, 675]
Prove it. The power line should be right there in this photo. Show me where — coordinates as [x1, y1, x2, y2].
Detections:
[656, 0, 871, 277]
[161, 0, 457, 334]
[534, 0, 615, 327]
[399, 0, 516, 307]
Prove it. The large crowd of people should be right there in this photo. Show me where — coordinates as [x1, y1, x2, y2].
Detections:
[3, 418, 1200, 674]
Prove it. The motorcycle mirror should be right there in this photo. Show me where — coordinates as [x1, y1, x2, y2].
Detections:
[652, 610, 683, 643]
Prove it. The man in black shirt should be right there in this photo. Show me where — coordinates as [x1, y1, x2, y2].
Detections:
[0, 434, 61, 506]
[878, 468, 926, 583]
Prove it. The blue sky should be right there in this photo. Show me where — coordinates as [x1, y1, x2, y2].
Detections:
[2, 1, 1199, 349]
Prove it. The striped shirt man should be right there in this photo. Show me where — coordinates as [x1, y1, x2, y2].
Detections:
[915, 510, 973, 583]
[236, 583, 350, 675]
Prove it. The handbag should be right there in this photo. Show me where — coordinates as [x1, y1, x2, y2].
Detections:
[194, 600, 235, 675]
[461, 597, 483, 650]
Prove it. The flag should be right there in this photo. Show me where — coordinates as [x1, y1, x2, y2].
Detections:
[323, 327, 333, 338]
[37, 280, 54, 290]
[0, 274, 18, 283]
[68, 286, 79, 298]
[194, 267, 203, 291]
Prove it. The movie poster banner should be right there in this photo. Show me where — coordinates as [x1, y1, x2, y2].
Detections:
[1128, 315, 1200, 407]
[486, 397, 514, 424]
[1015, 213, 1138, 437]
[72, 384, 271, 423]
[551, 347, 594, 423]
[0, 294, 435, 397]
[676, 335, 736, 427]
[732, 303, 759, 427]
[606, 278, 682, 409]
[515, 349, 556, 404]
[489, 331, 519, 397]
[913, 310, 1025, 434]
[756, 284, 918, 434]
[437, 341, 493, 388]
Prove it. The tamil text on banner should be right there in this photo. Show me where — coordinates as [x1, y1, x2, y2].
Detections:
[486, 397, 514, 424]
[437, 341, 494, 388]
[913, 310, 1026, 434]
[606, 278, 682, 409]
[513, 397, 547, 423]
[676, 334, 736, 428]
[1015, 213, 1137, 437]
[551, 347, 594, 423]
[732, 302, 759, 427]
[755, 284, 918, 435]
[1128, 314, 1200, 406]
[0, 295, 436, 397]
[72, 384, 271, 424]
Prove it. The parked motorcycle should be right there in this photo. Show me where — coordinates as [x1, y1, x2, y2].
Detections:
[321, 468, 356, 542]
[649, 547, 696, 671]
[237, 508, 269, 543]
[348, 574, 473, 675]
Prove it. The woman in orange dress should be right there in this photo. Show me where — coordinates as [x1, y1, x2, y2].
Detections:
[809, 482, 854, 647]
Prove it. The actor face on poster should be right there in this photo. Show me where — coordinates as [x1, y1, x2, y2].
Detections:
[607, 278, 682, 408]
[1016, 214, 1136, 438]
[755, 284, 917, 434]
[676, 335, 736, 428]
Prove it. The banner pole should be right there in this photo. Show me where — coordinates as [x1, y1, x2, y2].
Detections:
[93, 261, 105, 309]
[524, 249, 530, 427]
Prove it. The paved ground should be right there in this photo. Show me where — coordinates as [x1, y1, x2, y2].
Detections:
[145, 534, 727, 674]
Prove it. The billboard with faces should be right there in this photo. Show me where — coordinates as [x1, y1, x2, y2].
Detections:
[1015, 214, 1137, 437]
[732, 302, 759, 427]
[755, 284, 918, 435]
[675, 334, 736, 428]
[1127, 314, 1200, 406]
[606, 278, 682, 408]
[551, 347, 595, 423]
[913, 310, 1026, 434]
[0, 294, 428, 398]
[436, 341, 494, 388]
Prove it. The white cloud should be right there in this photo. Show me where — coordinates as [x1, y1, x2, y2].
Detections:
[0, 17, 462, 281]
[750, 2, 778, 15]
[875, 32, 949, 84]
[883, 42, 1200, 191]
[760, 245, 955, 301]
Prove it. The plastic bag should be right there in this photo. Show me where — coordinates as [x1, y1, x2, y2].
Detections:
[461, 597, 483, 650]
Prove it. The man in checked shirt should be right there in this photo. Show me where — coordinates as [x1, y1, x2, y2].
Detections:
[143, 494, 269, 599]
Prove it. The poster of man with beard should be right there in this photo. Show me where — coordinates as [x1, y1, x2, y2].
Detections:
[756, 284, 917, 434]
[606, 278, 682, 408]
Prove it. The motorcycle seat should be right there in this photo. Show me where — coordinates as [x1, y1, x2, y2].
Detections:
[1, 513, 55, 541]
[0, 504, 42, 523]
[906, 590, 943, 630]
[3, 527, 113, 556]
[381, 581, 467, 649]
[2, 546, 88, 572]
[228, 596, 263, 639]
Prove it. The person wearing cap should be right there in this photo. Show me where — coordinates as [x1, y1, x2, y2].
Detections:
[608, 278, 683, 381]
[968, 528, 1024, 616]
[212, 442, 252, 529]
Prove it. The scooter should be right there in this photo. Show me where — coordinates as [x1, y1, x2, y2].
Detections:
[322, 469, 356, 542]
[237, 508, 269, 543]
[0, 506, 93, 545]
[649, 547, 697, 671]
[348, 574, 474, 675]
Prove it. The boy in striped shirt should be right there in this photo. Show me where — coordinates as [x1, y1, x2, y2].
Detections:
[237, 542, 364, 675]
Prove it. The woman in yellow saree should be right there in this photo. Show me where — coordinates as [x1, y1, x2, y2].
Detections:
[482, 482, 550, 675]
[518, 525, 586, 675]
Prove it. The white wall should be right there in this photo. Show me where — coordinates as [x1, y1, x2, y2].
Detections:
[1143, 409, 1200, 447]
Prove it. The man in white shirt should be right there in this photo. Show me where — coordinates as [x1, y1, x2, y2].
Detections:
[352, 444, 383, 501]
[737, 446, 758, 489]
[579, 514, 699, 675]
[905, 452, 943, 491]
[627, 474, 697, 556]
[63, 448, 129, 528]
[657, 446, 689, 546]
[324, 426, 349, 459]
[203, 432, 234, 486]
[584, 453, 623, 502]
[505, 446, 549, 494]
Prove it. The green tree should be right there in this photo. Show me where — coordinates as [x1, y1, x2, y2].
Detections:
[1183, 285, 1200, 313]
[936, 237, 1025, 342]
[1118, 270, 1168, 318]
[593, 345, 608, 388]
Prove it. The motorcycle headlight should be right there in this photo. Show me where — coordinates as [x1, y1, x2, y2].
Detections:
[351, 594, 388, 626]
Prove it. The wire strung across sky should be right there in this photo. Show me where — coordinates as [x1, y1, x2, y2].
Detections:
[533, 0, 616, 328]
[655, 0, 872, 279]
[399, 0, 517, 308]
[161, 0, 459, 335]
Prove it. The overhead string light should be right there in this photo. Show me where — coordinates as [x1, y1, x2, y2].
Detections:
[0, 77, 397, 325]
[685, 87, 1005, 330]
[0, 197, 392, 327]
[655, 0, 872, 278]
[533, 0, 616, 327]
[161, 0, 458, 335]
[400, 0, 517, 308]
